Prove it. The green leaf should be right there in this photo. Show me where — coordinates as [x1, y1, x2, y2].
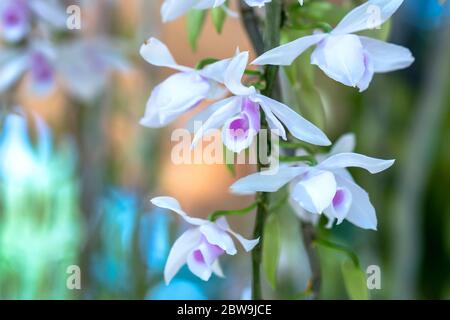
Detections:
[262, 213, 281, 289]
[341, 259, 369, 300]
[211, 6, 227, 34]
[187, 9, 207, 51]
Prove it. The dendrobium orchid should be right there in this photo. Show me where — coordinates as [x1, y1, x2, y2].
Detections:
[161, 0, 303, 23]
[151, 196, 259, 283]
[191, 51, 331, 153]
[230, 139, 395, 230]
[0, 0, 66, 43]
[253, 0, 414, 92]
[139, 37, 234, 128]
[0, 43, 56, 95]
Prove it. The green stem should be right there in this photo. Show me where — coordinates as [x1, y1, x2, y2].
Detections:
[208, 202, 257, 221]
[250, 0, 282, 301]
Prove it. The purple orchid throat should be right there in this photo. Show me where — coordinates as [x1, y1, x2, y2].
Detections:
[193, 235, 225, 265]
[30, 51, 53, 84]
[332, 189, 346, 208]
[227, 98, 261, 140]
[2, 0, 28, 27]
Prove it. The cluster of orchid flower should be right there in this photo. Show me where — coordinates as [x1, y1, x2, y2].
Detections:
[0, 0, 126, 101]
[144, 0, 414, 286]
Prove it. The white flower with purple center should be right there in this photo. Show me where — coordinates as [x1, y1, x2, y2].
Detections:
[0, 0, 67, 43]
[230, 137, 395, 230]
[190, 51, 331, 153]
[151, 196, 259, 283]
[253, 0, 414, 92]
[0, 43, 56, 95]
[139, 37, 235, 128]
[0, 0, 30, 43]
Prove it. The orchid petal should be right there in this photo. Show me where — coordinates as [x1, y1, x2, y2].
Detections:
[199, 57, 233, 84]
[199, 223, 237, 255]
[335, 175, 377, 230]
[313, 34, 366, 87]
[186, 249, 213, 281]
[140, 37, 192, 72]
[356, 51, 375, 92]
[164, 228, 202, 284]
[224, 52, 256, 96]
[330, 187, 353, 224]
[291, 169, 337, 214]
[359, 36, 414, 73]
[330, 133, 356, 155]
[161, 0, 200, 23]
[256, 97, 287, 140]
[318, 152, 395, 174]
[140, 72, 210, 128]
[0, 51, 28, 93]
[211, 260, 225, 278]
[332, 0, 404, 35]
[30, 0, 67, 29]
[191, 96, 241, 149]
[230, 166, 309, 194]
[215, 217, 259, 252]
[256, 94, 331, 146]
[252, 34, 326, 66]
[0, 0, 30, 43]
[151, 196, 208, 226]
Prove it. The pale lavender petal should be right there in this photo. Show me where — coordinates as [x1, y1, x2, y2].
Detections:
[291, 169, 337, 214]
[140, 72, 210, 128]
[199, 56, 233, 84]
[0, 51, 28, 93]
[255, 101, 287, 140]
[151, 196, 208, 226]
[356, 51, 375, 92]
[215, 217, 259, 252]
[313, 34, 366, 88]
[30, 0, 67, 29]
[191, 96, 241, 149]
[224, 51, 256, 96]
[256, 94, 331, 146]
[0, 0, 30, 43]
[335, 175, 377, 230]
[161, 0, 200, 22]
[330, 187, 353, 224]
[211, 260, 225, 278]
[140, 37, 192, 72]
[230, 166, 309, 194]
[330, 133, 356, 155]
[164, 228, 203, 284]
[332, 0, 404, 35]
[318, 152, 395, 174]
[199, 223, 237, 255]
[252, 34, 326, 66]
[359, 36, 414, 73]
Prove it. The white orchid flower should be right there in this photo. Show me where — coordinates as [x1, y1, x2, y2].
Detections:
[139, 37, 234, 128]
[253, 0, 414, 92]
[161, 0, 304, 23]
[0, 42, 56, 95]
[0, 0, 67, 43]
[151, 196, 259, 284]
[191, 51, 331, 153]
[230, 138, 394, 230]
